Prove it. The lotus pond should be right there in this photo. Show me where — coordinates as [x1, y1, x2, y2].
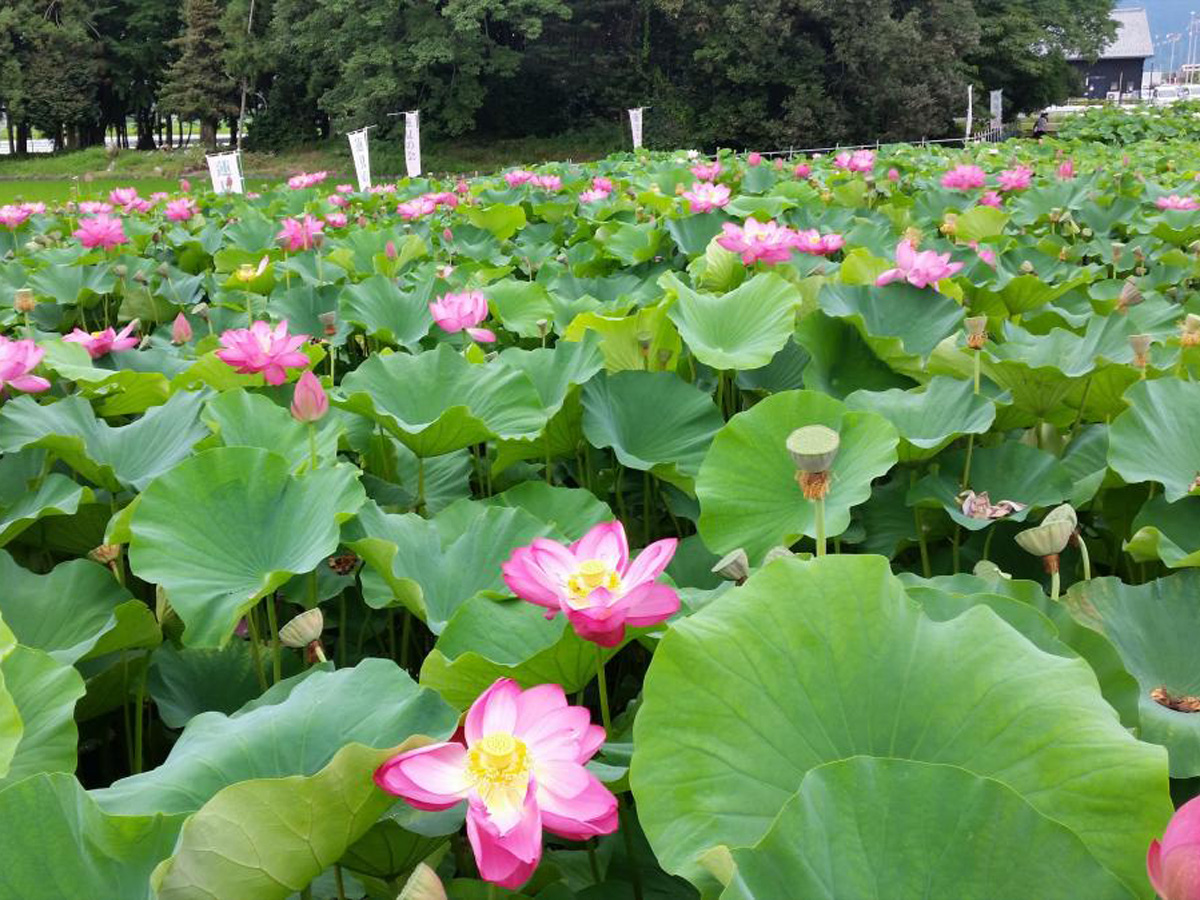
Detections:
[1, 141, 1200, 900]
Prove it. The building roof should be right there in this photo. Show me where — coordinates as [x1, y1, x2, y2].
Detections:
[1088, 8, 1154, 60]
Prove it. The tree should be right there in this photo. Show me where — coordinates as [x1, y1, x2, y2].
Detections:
[159, 0, 237, 148]
[96, 0, 181, 149]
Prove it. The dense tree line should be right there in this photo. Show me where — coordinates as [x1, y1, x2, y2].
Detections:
[0, 0, 1117, 153]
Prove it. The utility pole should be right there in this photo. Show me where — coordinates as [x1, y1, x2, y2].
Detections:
[236, 0, 256, 150]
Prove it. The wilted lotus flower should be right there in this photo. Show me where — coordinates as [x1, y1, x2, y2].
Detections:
[1117, 278, 1143, 314]
[236, 256, 270, 283]
[712, 548, 750, 584]
[957, 490, 1027, 520]
[1180, 314, 1200, 347]
[13, 289, 35, 314]
[964, 316, 989, 350]
[1130, 333, 1153, 371]
[1148, 796, 1200, 900]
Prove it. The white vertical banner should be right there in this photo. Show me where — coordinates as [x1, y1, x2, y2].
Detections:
[964, 84, 974, 141]
[348, 128, 372, 191]
[990, 89, 1003, 130]
[206, 151, 244, 194]
[404, 111, 421, 178]
[628, 107, 645, 149]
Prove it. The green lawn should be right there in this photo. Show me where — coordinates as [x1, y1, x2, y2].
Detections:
[0, 176, 275, 205]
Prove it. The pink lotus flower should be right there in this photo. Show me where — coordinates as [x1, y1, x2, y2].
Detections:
[941, 165, 987, 191]
[126, 198, 154, 214]
[436, 263, 455, 279]
[531, 175, 562, 191]
[325, 212, 348, 228]
[579, 189, 609, 203]
[794, 163, 812, 178]
[370, 183, 398, 194]
[455, 179, 471, 195]
[164, 198, 197, 222]
[170, 313, 193, 345]
[19, 202, 45, 216]
[375, 678, 617, 890]
[997, 166, 1033, 191]
[791, 229, 845, 257]
[505, 170, 535, 188]
[78, 201, 113, 215]
[1158, 195, 1200, 212]
[73, 215, 128, 251]
[109, 187, 139, 208]
[978, 190, 1003, 208]
[290, 370, 328, 422]
[336, 184, 354, 194]
[0, 337, 50, 394]
[179, 178, 191, 193]
[425, 191, 459, 209]
[717, 219, 797, 266]
[969, 242, 998, 267]
[1148, 796, 1200, 900]
[592, 176, 613, 193]
[774, 158, 784, 170]
[430, 291, 495, 343]
[958, 490, 1026, 520]
[328, 193, 349, 208]
[0, 205, 31, 230]
[385, 241, 397, 260]
[747, 151, 762, 167]
[216, 320, 309, 385]
[835, 150, 875, 173]
[276, 215, 324, 252]
[1057, 159, 1076, 180]
[876, 240, 963, 290]
[502, 520, 679, 647]
[64, 321, 140, 358]
[690, 160, 721, 182]
[149, 192, 169, 204]
[397, 197, 437, 220]
[887, 168, 900, 182]
[682, 181, 731, 213]
[287, 171, 330, 190]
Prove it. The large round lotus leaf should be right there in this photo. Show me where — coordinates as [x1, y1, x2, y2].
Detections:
[1126, 495, 1200, 568]
[0, 390, 209, 491]
[696, 391, 899, 558]
[845, 375, 995, 461]
[147, 641, 282, 729]
[660, 270, 800, 370]
[0, 551, 157, 664]
[794, 311, 916, 399]
[1109, 378, 1200, 502]
[339, 273, 434, 350]
[819, 281, 965, 370]
[1064, 572, 1200, 777]
[630, 555, 1170, 895]
[480, 482, 612, 541]
[498, 332, 604, 414]
[126, 447, 366, 648]
[723, 758, 1131, 900]
[0, 463, 89, 549]
[336, 344, 549, 457]
[151, 741, 418, 900]
[0, 642, 85, 789]
[582, 371, 724, 491]
[203, 388, 341, 474]
[0, 773, 185, 900]
[93, 658, 457, 816]
[563, 304, 683, 374]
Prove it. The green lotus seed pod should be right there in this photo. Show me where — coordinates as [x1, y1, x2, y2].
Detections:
[786, 425, 840, 474]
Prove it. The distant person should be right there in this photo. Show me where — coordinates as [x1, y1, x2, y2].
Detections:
[1032, 111, 1050, 139]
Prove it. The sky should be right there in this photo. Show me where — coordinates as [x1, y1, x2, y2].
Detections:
[1127, 1, 1193, 69]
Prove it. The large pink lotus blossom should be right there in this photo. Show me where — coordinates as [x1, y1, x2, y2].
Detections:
[64, 321, 140, 358]
[429, 291, 495, 343]
[216, 320, 309, 385]
[505, 170, 535, 188]
[370, 183, 398, 194]
[747, 151, 762, 167]
[690, 160, 722, 182]
[424, 191, 459, 209]
[502, 520, 679, 647]
[73, 215, 128, 251]
[397, 196, 437, 220]
[876, 240, 963, 290]
[276, 215, 324, 252]
[164, 198, 197, 222]
[997, 166, 1033, 191]
[1148, 795, 1200, 900]
[717, 219, 797, 266]
[0, 205, 31, 230]
[0, 337, 50, 394]
[109, 187, 139, 208]
[794, 163, 812, 178]
[530, 175, 562, 191]
[1057, 159, 1076, 180]
[19, 202, 44, 216]
[336, 184, 354, 194]
[941, 165, 988, 191]
[578, 189, 609, 203]
[791, 229, 845, 257]
[328, 193, 349, 208]
[78, 201, 113, 215]
[978, 190, 1003, 208]
[1158, 195, 1200, 212]
[834, 150, 875, 173]
[592, 176, 613, 193]
[682, 181, 731, 213]
[325, 212, 348, 228]
[287, 171, 330, 189]
[376, 678, 617, 890]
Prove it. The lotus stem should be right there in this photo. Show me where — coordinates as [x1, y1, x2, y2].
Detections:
[334, 864, 347, 900]
[814, 496, 826, 557]
[300, 886, 311, 900]
[972, 348, 981, 395]
[132, 658, 147, 774]
[594, 643, 612, 733]
[982, 527, 996, 562]
[1050, 568, 1060, 601]
[951, 526, 961, 575]
[338, 593, 347, 667]
[914, 506, 931, 578]
[400, 609, 412, 672]
[489, 881, 502, 900]
[264, 596, 282, 685]
[643, 470, 652, 547]
[246, 610, 268, 691]
[416, 456, 426, 515]
[587, 841, 601, 883]
[618, 796, 646, 900]
[307, 423, 319, 473]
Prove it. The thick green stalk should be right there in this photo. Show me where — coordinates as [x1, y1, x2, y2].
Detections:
[264, 596, 282, 684]
[814, 496, 826, 557]
[594, 643, 612, 733]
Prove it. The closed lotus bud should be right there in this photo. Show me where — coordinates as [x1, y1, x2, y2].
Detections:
[1147, 795, 1200, 900]
[398, 863, 448, 900]
[1130, 333, 1152, 369]
[290, 371, 329, 423]
[113, 264, 128, 278]
[1117, 278, 1143, 313]
[712, 548, 750, 584]
[763, 545, 795, 565]
[171, 312, 192, 345]
[13, 288, 36, 313]
[964, 315, 988, 350]
[279, 607, 324, 648]
[88, 544, 122, 565]
[1181, 313, 1200, 346]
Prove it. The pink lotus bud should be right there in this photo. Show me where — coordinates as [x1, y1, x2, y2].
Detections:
[385, 240, 397, 260]
[774, 158, 784, 170]
[171, 312, 192, 345]
[747, 151, 762, 167]
[290, 371, 328, 423]
[443, 228, 453, 242]
[180, 178, 191, 193]
[1148, 796, 1200, 900]
[888, 168, 900, 182]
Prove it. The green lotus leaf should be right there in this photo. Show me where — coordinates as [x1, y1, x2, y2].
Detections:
[665, 211, 730, 256]
[696, 391, 899, 559]
[347, 500, 553, 633]
[0, 642, 85, 789]
[598, 221, 664, 265]
[0, 466, 90, 549]
[336, 344, 549, 457]
[794, 311, 916, 398]
[203, 388, 341, 474]
[0, 551, 158, 664]
[563, 304, 683, 374]
[953, 205, 1010, 243]
[660, 271, 799, 370]
[1062, 424, 1111, 508]
[988, 271, 1094, 316]
[339, 273, 434, 350]
[1126, 495, 1200, 568]
[488, 279, 556, 338]
[126, 447, 366, 648]
[724, 758, 1132, 900]
[631, 555, 1170, 896]
[481, 482, 611, 541]
[1108, 378, 1200, 502]
[845, 376, 995, 461]
[990, 316, 1139, 376]
[28, 263, 115, 305]
[0, 390, 209, 491]
[93, 658, 457, 816]
[582, 371, 724, 491]
[147, 641, 277, 729]
[498, 333, 605, 415]
[340, 804, 456, 885]
[150, 741, 418, 900]
[0, 773, 185, 900]
[38, 341, 174, 416]
[1064, 572, 1200, 777]
[462, 203, 526, 240]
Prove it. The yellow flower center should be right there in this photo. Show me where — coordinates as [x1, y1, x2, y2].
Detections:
[91, 331, 105, 339]
[237, 264, 256, 282]
[467, 732, 531, 814]
[565, 559, 621, 609]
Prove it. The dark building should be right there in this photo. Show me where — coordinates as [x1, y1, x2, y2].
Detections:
[1069, 8, 1154, 99]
